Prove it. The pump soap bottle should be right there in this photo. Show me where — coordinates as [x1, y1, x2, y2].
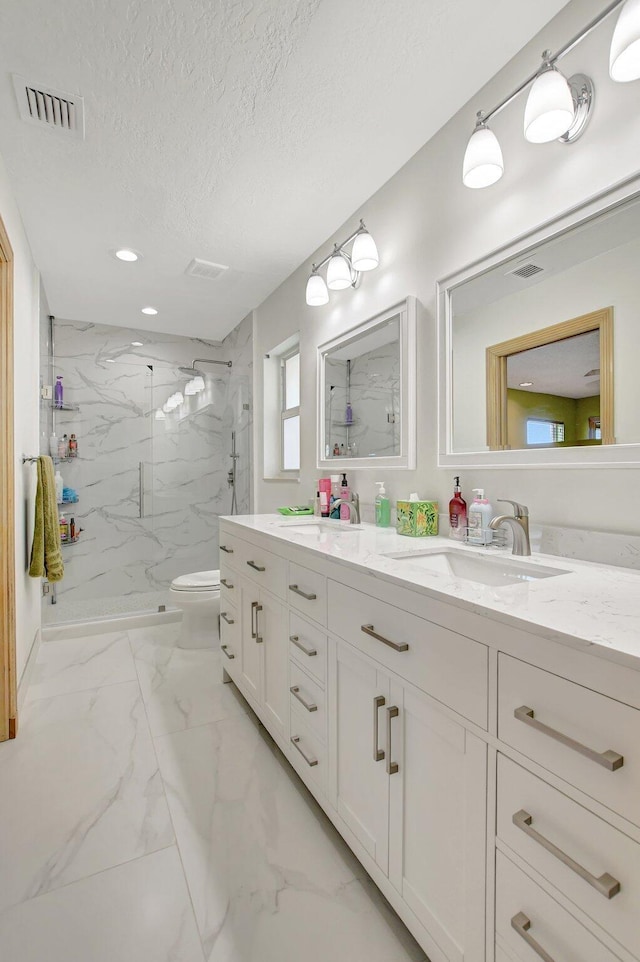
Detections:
[467, 489, 493, 545]
[375, 482, 390, 528]
[448, 476, 467, 541]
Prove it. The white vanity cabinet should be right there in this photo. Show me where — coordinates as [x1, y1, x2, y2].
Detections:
[219, 519, 640, 962]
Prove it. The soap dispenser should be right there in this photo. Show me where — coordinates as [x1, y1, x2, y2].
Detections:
[467, 489, 493, 545]
[374, 482, 390, 528]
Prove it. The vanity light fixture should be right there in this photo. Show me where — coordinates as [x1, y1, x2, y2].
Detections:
[305, 220, 379, 306]
[610, 0, 640, 79]
[462, 0, 640, 188]
[141, 306, 158, 315]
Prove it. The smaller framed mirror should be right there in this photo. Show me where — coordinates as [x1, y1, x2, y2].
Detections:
[317, 297, 416, 470]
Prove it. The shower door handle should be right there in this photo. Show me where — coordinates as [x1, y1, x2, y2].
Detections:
[139, 461, 145, 518]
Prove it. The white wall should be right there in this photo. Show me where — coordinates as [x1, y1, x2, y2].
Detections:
[0, 153, 41, 681]
[253, 0, 640, 534]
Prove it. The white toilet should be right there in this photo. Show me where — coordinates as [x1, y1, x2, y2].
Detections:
[169, 570, 221, 649]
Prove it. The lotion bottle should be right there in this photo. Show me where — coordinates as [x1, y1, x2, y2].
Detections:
[467, 488, 493, 545]
[375, 482, 390, 527]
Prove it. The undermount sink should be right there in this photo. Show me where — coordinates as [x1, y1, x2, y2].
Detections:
[277, 521, 363, 534]
[385, 548, 569, 587]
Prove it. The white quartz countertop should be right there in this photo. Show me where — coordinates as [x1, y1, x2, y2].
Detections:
[221, 514, 640, 672]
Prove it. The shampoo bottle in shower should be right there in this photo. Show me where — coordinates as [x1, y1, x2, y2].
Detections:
[54, 376, 63, 409]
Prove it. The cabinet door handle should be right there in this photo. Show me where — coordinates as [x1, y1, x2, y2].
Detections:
[289, 634, 317, 657]
[511, 913, 556, 962]
[220, 544, 234, 554]
[289, 584, 317, 601]
[247, 560, 266, 572]
[290, 686, 318, 712]
[514, 706, 624, 771]
[386, 706, 399, 775]
[251, 600, 258, 639]
[361, 624, 409, 652]
[220, 612, 235, 625]
[254, 603, 263, 643]
[221, 644, 235, 660]
[373, 695, 385, 762]
[220, 578, 234, 589]
[290, 735, 318, 767]
[512, 809, 620, 899]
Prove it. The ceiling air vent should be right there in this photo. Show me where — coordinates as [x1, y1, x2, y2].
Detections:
[12, 74, 85, 139]
[506, 262, 544, 279]
[185, 258, 229, 281]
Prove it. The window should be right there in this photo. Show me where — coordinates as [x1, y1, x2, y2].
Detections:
[526, 418, 565, 445]
[281, 349, 300, 471]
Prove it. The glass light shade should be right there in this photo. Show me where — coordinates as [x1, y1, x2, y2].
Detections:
[610, 0, 640, 81]
[524, 66, 575, 143]
[174, 392, 184, 406]
[192, 376, 205, 393]
[185, 379, 197, 396]
[162, 401, 172, 413]
[155, 408, 166, 420]
[305, 271, 329, 306]
[351, 230, 379, 271]
[462, 124, 504, 188]
[326, 251, 352, 290]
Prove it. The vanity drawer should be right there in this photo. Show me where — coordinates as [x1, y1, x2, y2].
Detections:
[237, 540, 286, 599]
[287, 562, 327, 626]
[289, 707, 327, 796]
[289, 661, 326, 742]
[219, 530, 243, 568]
[498, 654, 639, 826]
[289, 612, 327, 685]
[497, 753, 640, 958]
[496, 851, 621, 962]
[220, 600, 240, 667]
[328, 580, 488, 728]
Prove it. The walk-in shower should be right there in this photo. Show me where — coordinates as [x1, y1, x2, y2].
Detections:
[39, 316, 252, 626]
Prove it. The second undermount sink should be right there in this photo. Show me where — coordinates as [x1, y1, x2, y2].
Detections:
[385, 548, 569, 587]
[277, 521, 363, 534]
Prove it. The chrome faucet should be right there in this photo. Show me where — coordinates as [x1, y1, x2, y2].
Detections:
[331, 493, 361, 524]
[489, 500, 531, 556]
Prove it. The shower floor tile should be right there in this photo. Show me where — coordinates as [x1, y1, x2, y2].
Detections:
[42, 590, 175, 626]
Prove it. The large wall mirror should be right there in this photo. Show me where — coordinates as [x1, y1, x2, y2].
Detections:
[317, 297, 416, 470]
[438, 180, 640, 467]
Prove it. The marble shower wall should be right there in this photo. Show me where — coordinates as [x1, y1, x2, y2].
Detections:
[44, 314, 252, 610]
[325, 341, 400, 460]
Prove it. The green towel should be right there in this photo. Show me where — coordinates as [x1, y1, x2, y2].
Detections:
[29, 456, 64, 583]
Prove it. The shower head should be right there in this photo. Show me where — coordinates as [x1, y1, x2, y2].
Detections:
[179, 357, 232, 376]
[179, 365, 203, 377]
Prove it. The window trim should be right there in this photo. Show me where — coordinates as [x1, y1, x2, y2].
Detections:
[280, 347, 300, 473]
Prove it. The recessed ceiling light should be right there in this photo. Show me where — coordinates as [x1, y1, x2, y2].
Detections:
[141, 306, 158, 315]
[106, 358, 116, 363]
[131, 341, 143, 346]
[519, 381, 534, 387]
[114, 249, 139, 262]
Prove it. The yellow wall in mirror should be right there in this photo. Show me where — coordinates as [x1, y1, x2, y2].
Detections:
[507, 389, 600, 448]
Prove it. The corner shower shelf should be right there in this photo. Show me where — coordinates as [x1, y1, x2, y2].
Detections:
[61, 536, 82, 548]
[332, 419, 359, 427]
[52, 402, 80, 412]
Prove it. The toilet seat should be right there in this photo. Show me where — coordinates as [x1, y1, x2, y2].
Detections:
[170, 569, 220, 592]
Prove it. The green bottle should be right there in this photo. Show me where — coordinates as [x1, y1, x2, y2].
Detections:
[375, 482, 390, 527]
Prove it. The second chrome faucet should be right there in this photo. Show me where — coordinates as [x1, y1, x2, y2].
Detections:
[489, 499, 531, 556]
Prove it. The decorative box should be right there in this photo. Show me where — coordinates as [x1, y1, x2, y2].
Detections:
[396, 499, 439, 537]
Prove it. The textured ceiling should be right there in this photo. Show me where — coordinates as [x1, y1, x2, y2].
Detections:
[0, 0, 568, 339]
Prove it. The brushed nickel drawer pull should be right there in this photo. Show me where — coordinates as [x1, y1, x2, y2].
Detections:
[251, 600, 258, 639]
[290, 685, 318, 712]
[247, 560, 266, 572]
[511, 912, 555, 962]
[255, 603, 263, 643]
[386, 705, 399, 775]
[220, 578, 234, 589]
[220, 612, 235, 625]
[361, 624, 409, 652]
[220, 544, 234, 554]
[289, 583, 317, 601]
[221, 644, 235, 660]
[373, 695, 385, 762]
[514, 706, 624, 771]
[289, 634, 317, 657]
[290, 735, 318, 767]
[513, 809, 620, 899]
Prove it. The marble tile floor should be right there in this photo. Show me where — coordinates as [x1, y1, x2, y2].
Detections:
[0, 621, 426, 962]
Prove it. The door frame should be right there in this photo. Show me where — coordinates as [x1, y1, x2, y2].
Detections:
[0, 213, 16, 741]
